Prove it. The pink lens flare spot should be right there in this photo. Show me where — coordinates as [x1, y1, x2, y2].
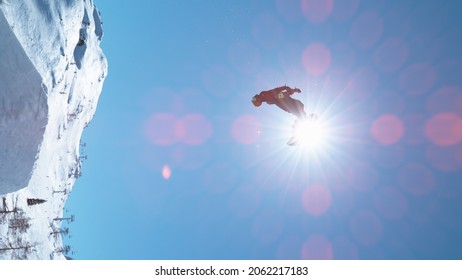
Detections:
[144, 113, 179, 146]
[350, 11, 384, 48]
[332, 0, 360, 21]
[175, 114, 213, 146]
[174, 119, 187, 140]
[399, 63, 436, 96]
[374, 38, 409, 72]
[373, 186, 408, 220]
[301, 0, 334, 24]
[302, 184, 332, 216]
[302, 43, 331, 76]
[398, 163, 435, 196]
[161, 164, 172, 180]
[301, 234, 334, 260]
[231, 114, 262, 145]
[371, 114, 405, 145]
[425, 112, 462, 146]
[350, 210, 383, 246]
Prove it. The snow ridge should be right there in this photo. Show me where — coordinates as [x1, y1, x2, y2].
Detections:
[0, 0, 107, 259]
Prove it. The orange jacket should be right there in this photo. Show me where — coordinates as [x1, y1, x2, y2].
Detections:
[252, 86, 300, 107]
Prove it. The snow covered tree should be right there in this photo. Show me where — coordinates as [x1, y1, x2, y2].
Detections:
[0, 195, 20, 214]
[53, 214, 75, 223]
[53, 188, 68, 195]
[26, 198, 47, 206]
[50, 227, 69, 237]
[0, 236, 36, 259]
[0, 197, 7, 223]
[54, 245, 71, 255]
[8, 211, 30, 234]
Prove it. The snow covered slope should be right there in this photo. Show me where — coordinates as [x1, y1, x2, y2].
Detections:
[0, 0, 107, 259]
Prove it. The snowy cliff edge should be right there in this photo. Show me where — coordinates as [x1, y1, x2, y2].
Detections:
[0, 0, 107, 259]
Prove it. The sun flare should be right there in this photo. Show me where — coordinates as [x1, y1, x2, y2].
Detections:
[292, 117, 330, 150]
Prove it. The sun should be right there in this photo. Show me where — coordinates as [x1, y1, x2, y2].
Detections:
[291, 116, 331, 151]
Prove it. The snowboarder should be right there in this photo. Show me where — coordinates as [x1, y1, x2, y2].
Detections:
[252, 86, 315, 145]
[252, 85, 306, 120]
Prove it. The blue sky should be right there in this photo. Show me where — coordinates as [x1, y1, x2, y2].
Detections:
[65, 0, 462, 259]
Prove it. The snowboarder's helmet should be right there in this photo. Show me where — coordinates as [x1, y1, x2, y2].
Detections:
[252, 96, 262, 107]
